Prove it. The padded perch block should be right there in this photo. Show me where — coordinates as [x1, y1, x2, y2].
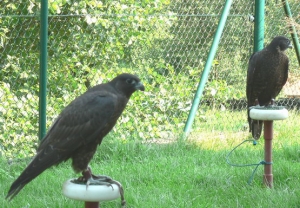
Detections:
[63, 179, 121, 202]
[249, 106, 288, 121]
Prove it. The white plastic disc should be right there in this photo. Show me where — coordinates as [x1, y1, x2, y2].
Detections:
[62, 179, 121, 202]
[249, 107, 288, 121]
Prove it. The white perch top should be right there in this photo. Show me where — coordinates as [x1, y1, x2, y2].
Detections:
[62, 179, 121, 202]
[249, 106, 288, 121]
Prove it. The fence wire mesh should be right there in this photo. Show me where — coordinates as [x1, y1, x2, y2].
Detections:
[0, 0, 299, 159]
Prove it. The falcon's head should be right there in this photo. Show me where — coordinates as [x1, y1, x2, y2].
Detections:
[113, 73, 145, 98]
[270, 36, 293, 51]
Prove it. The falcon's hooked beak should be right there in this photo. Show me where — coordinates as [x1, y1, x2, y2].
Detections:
[135, 82, 145, 91]
[288, 43, 293, 49]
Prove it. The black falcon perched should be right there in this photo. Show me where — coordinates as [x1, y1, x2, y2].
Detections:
[6, 73, 145, 202]
[246, 36, 292, 139]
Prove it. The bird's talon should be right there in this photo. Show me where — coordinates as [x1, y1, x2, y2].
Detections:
[270, 98, 275, 106]
[108, 184, 114, 190]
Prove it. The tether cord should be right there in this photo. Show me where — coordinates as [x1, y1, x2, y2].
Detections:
[226, 139, 272, 185]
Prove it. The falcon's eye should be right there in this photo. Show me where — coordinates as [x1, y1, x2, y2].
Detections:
[126, 79, 135, 84]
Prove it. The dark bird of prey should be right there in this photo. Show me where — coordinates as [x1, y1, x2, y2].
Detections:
[6, 73, 145, 202]
[246, 36, 292, 139]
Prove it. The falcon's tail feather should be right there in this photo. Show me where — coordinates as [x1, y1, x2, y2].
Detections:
[6, 147, 62, 201]
[6, 183, 26, 201]
[248, 107, 263, 140]
[251, 120, 263, 140]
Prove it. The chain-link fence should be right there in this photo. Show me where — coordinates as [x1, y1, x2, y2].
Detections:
[1, 0, 299, 159]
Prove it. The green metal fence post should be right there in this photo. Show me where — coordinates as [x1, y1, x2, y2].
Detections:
[282, 0, 300, 66]
[254, 0, 265, 52]
[183, 0, 233, 136]
[39, 0, 48, 141]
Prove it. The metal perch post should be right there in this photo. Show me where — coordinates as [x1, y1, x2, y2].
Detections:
[263, 120, 273, 188]
[85, 201, 100, 208]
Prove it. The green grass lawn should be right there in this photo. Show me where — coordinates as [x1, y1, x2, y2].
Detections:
[1, 110, 300, 207]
